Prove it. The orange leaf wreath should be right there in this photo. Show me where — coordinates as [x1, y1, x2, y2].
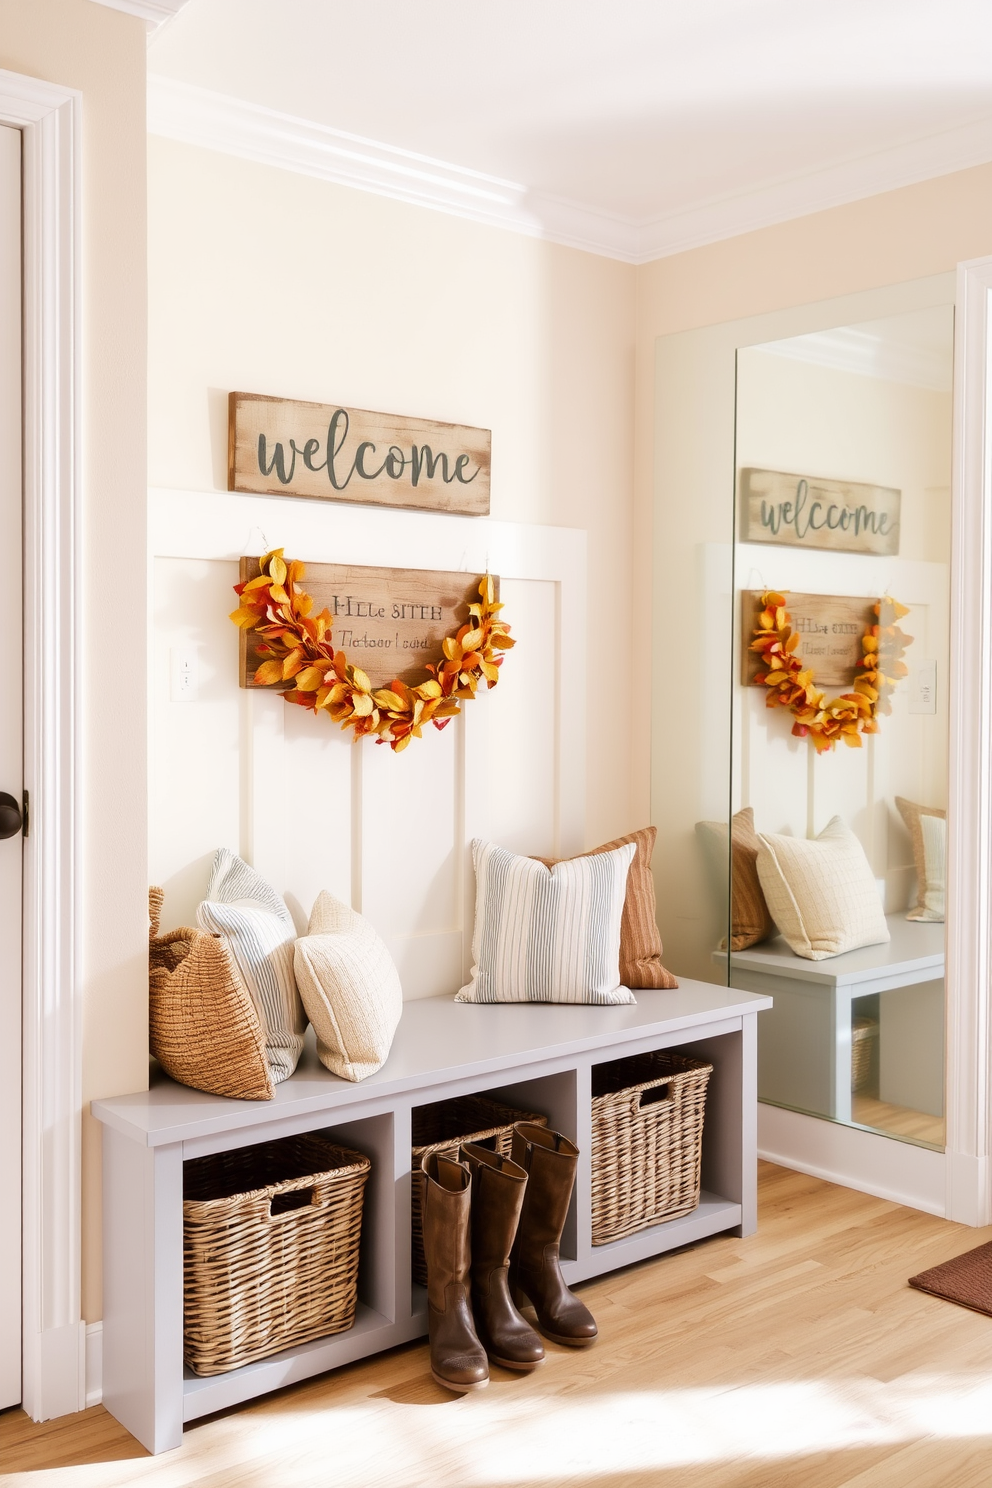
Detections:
[230, 550, 515, 752]
[750, 590, 912, 753]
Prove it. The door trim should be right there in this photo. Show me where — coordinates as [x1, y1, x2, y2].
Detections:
[0, 70, 83, 1419]
[945, 256, 992, 1224]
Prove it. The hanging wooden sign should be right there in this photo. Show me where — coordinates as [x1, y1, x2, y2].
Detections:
[239, 558, 498, 692]
[229, 392, 491, 516]
[741, 591, 876, 691]
[739, 468, 900, 556]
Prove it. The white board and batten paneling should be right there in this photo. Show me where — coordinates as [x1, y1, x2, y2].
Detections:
[149, 488, 585, 1000]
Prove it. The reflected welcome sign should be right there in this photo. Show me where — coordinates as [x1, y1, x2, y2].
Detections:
[229, 392, 491, 516]
[739, 467, 900, 556]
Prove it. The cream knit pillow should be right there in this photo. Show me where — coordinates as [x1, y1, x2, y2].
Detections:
[756, 816, 889, 961]
[294, 892, 403, 1082]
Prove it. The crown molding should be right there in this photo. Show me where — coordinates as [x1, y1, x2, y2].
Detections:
[639, 114, 992, 261]
[756, 326, 952, 392]
[88, 0, 191, 33]
[147, 74, 992, 265]
[147, 77, 641, 261]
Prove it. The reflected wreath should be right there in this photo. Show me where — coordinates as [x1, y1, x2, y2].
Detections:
[750, 590, 912, 753]
[230, 549, 515, 752]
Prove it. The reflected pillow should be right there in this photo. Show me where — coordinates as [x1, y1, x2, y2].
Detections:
[294, 892, 403, 1082]
[534, 826, 677, 988]
[756, 816, 889, 961]
[197, 849, 307, 1082]
[456, 838, 636, 1005]
[696, 807, 776, 951]
[896, 796, 947, 923]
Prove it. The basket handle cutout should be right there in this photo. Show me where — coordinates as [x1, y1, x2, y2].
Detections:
[270, 1186, 317, 1218]
[636, 1082, 674, 1112]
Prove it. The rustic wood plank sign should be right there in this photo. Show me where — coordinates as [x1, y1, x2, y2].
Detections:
[742, 591, 877, 691]
[739, 468, 900, 556]
[229, 393, 491, 516]
[239, 558, 498, 692]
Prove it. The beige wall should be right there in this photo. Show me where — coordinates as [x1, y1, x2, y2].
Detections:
[148, 136, 637, 849]
[0, 0, 149, 1322]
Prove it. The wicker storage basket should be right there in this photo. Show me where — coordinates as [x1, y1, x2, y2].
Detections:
[410, 1095, 547, 1286]
[591, 1049, 713, 1245]
[183, 1133, 370, 1376]
[851, 1016, 878, 1094]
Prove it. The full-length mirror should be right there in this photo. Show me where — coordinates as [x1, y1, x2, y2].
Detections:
[728, 306, 953, 1150]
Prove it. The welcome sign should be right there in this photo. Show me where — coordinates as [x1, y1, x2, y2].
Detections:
[229, 392, 491, 516]
[739, 468, 900, 557]
[742, 591, 877, 691]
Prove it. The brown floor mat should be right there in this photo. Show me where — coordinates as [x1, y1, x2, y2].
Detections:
[909, 1240, 992, 1317]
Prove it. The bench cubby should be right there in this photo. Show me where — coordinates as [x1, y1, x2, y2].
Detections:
[93, 980, 771, 1453]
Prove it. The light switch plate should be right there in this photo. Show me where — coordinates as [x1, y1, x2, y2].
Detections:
[170, 649, 199, 702]
[908, 659, 937, 715]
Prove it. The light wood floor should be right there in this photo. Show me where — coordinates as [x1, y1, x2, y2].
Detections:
[850, 1093, 945, 1147]
[5, 1162, 992, 1488]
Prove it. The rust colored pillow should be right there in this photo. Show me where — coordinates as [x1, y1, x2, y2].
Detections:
[696, 807, 776, 951]
[148, 887, 274, 1101]
[535, 827, 678, 989]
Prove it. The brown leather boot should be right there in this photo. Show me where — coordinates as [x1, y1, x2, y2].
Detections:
[509, 1123, 598, 1347]
[421, 1152, 489, 1392]
[460, 1143, 546, 1372]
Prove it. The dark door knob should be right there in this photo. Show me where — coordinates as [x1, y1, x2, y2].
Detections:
[0, 792, 22, 840]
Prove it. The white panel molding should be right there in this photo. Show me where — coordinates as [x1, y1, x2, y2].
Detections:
[147, 75, 992, 265]
[944, 256, 992, 1225]
[0, 71, 85, 1418]
[758, 1104, 946, 1216]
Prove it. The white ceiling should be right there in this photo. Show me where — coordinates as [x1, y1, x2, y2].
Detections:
[137, 0, 992, 261]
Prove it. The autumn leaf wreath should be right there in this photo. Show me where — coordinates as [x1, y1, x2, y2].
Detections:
[230, 549, 515, 752]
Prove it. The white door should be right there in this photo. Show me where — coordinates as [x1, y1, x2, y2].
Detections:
[0, 123, 23, 1411]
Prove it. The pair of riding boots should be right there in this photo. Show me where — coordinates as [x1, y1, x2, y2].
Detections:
[421, 1121, 597, 1393]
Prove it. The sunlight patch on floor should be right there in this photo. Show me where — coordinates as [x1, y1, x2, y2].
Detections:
[21, 1371, 992, 1488]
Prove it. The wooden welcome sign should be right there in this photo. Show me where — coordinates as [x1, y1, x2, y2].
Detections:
[229, 393, 491, 516]
[739, 468, 900, 556]
[742, 591, 876, 691]
[239, 558, 498, 692]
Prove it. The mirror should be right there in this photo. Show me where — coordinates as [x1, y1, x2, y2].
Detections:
[729, 305, 953, 1150]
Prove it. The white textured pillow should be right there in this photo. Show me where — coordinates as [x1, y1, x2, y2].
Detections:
[456, 839, 636, 1005]
[918, 813, 947, 921]
[197, 849, 306, 1082]
[294, 892, 403, 1082]
[756, 817, 890, 961]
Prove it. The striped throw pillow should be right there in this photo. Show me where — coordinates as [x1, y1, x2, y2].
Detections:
[456, 839, 637, 1005]
[197, 849, 307, 1082]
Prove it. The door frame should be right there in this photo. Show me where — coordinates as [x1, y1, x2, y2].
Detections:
[0, 70, 83, 1419]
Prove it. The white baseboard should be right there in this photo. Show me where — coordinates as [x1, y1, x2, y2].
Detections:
[758, 1102, 946, 1216]
[85, 1322, 102, 1408]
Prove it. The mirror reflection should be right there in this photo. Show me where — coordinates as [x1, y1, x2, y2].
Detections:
[727, 305, 952, 1150]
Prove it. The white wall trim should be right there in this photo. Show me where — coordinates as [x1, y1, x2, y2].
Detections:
[758, 1104, 946, 1216]
[944, 256, 992, 1225]
[87, 0, 191, 33]
[147, 74, 992, 265]
[146, 76, 640, 263]
[754, 326, 953, 393]
[0, 69, 85, 1419]
[84, 1322, 102, 1408]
